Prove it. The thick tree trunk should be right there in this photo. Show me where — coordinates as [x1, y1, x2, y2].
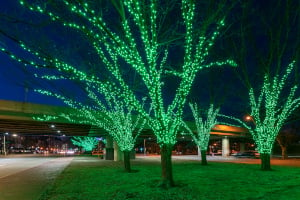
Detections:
[277, 138, 288, 160]
[260, 153, 271, 171]
[281, 146, 288, 160]
[201, 150, 208, 165]
[123, 151, 131, 173]
[160, 144, 174, 188]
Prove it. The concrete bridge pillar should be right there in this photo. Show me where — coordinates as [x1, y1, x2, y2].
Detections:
[113, 142, 136, 161]
[114, 141, 123, 161]
[222, 136, 230, 157]
[240, 142, 245, 152]
[105, 135, 114, 160]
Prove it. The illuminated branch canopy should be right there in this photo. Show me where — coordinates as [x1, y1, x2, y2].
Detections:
[0, 1, 237, 147]
[220, 61, 300, 154]
[182, 103, 219, 150]
[34, 86, 146, 152]
[0, 0, 238, 186]
[71, 136, 98, 151]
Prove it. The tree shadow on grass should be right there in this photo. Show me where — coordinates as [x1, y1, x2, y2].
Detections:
[149, 179, 188, 190]
[118, 169, 140, 173]
[128, 169, 139, 173]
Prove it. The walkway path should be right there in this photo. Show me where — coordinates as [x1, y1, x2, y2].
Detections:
[0, 156, 73, 200]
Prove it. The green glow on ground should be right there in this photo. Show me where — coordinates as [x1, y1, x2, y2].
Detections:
[40, 156, 300, 200]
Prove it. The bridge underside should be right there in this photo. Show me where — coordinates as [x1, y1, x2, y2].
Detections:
[0, 118, 94, 136]
[0, 100, 106, 136]
[0, 100, 249, 137]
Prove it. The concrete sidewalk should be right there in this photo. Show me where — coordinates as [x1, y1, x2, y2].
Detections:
[0, 157, 73, 200]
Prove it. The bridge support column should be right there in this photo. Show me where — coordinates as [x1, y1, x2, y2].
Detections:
[197, 146, 201, 157]
[222, 136, 230, 157]
[240, 142, 245, 152]
[114, 141, 123, 161]
[105, 135, 114, 160]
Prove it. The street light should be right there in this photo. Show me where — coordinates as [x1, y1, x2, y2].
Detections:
[245, 115, 252, 121]
[3, 132, 8, 156]
[244, 114, 256, 125]
[143, 138, 146, 155]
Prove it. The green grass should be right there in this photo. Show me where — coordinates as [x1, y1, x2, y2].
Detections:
[40, 157, 300, 200]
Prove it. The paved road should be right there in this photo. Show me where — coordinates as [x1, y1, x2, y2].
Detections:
[0, 156, 73, 200]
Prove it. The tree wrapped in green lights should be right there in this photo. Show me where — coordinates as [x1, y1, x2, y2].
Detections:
[220, 61, 300, 170]
[35, 88, 145, 172]
[0, 0, 235, 186]
[182, 103, 219, 165]
[71, 136, 98, 152]
[92, 99, 145, 173]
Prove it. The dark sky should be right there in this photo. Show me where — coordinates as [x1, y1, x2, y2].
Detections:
[0, 0, 299, 119]
[0, 1, 85, 106]
[0, 56, 64, 105]
[0, 1, 61, 105]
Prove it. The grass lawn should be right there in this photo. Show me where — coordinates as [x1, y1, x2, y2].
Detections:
[39, 156, 300, 200]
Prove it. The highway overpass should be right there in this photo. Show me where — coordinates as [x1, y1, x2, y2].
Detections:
[0, 100, 249, 137]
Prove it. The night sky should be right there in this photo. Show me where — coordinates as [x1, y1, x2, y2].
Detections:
[0, 0, 299, 120]
[0, 55, 64, 105]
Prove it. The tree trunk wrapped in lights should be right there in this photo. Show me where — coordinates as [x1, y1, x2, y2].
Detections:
[0, 0, 235, 186]
[160, 143, 174, 187]
[220, 62, 300, 170]
[182, 103, 219, 165]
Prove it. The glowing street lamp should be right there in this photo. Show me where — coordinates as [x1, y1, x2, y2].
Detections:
[3, 132, 8, 156]
[245, 115, 252, 121]
[244, 115, 256, 125]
